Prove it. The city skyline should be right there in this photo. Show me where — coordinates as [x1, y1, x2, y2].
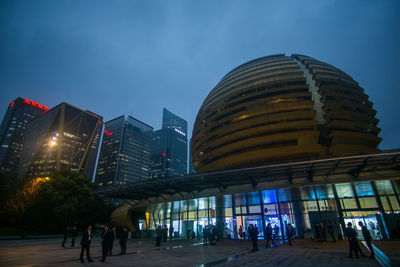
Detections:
[1, 1, 400, 150]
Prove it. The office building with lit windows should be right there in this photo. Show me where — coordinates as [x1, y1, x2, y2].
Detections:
[0, 97, 50, 179]
[95, 115, 153, 186]
[19, 102, 103, 180]
[97, 54, 400, 241]
[150, 108, 188, 179]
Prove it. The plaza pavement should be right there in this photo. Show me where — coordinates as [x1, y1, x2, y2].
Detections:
[0, 236, 399, 267]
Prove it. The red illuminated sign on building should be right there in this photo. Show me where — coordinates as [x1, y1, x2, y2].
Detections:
[162, 153, 166, 157]
[10, 101, 15, 108]
[23, 98, 50, 111]
[104, 130, 113, 136]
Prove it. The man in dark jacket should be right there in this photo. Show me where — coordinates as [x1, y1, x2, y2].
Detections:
[100, 225, 114, 262]
[286, 223, 294, 245]
[249, 224, 259, 251]
[80, 225, 94, 263]
[156, 225, 162, 247]
[345, 222, 360, 259]
[119, 227, 129, 255]
[359, 221, 374, 258]
[70, 226, 77, 247]
[265, 223, 274, 248]
[61, 226, 70, 247]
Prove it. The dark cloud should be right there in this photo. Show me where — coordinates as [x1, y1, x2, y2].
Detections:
[1, 0, 399, 149]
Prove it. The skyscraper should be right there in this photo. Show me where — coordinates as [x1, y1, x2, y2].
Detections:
[19, 102, 103, 180]
[95, 115, 153, 186]
[150, 108, 187, 178]
[0, 98, 50, 178]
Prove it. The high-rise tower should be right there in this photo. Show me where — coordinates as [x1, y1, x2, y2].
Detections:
[0, 98, 50, 178]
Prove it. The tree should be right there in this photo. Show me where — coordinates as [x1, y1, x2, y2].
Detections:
[23, 170, 113, 231]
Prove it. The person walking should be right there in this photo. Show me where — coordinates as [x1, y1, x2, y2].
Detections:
[327, 223, 336, 242]
[265, 223, 274, 248]
[80, 225, 94, 263]
[70, 226, 78, 247]
[61, 226, 70, 247]
[359, 222, 374, 259]
[345, 222, 360, 259]
[249, 224, 259, 251]
[119, 227, 128, 255]
[155, 225, 162, 247]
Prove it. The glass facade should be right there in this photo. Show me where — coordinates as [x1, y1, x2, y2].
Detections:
[139, 180, 400, 240]
[96, 115, 153, 186]
[150, 108, 188, 178]
[19, 102, 102, 180]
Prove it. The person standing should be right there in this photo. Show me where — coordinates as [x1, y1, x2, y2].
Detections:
[314, 223, 321, 241]
[328, 223, 336, 242]
[249, 224, 259, 251]
[109, 226, 116, 256]
[273, 225, 279, 241]
[265, 223, 274, 248]
[156, 225, 162, 247]
[203, 226, 209, 245]
[345, 222, 359, 259]
[320, 222, 327, 242]
[119, 227, 129, 255]
[359, 222, 374, 259]
[70, 226, 78, 247]
[286, 223, 293, 245]
[61, 226, 70, 247]
[169, 226, 174, 241]
[80, 225, 94, 263]
[239, 225, 244, 241]
[163, 225, 168, 242]
[100, 225, 114, 262]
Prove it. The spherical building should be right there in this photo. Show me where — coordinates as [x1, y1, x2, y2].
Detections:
[192, 54, 381, 172]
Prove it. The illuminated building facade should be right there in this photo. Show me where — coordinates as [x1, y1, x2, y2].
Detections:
[19, 102, 103, 180]
[150, 108, 188, 178]
[97, 54, 399, 240]
[192, 54, 381, 172]
[0, 97, 50, 178]
[95, 115, 153, 186]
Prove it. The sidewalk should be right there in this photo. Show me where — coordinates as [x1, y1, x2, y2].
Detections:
[0, 237, 397, 266]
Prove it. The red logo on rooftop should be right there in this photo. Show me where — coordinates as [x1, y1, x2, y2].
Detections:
[23, 99, 50, 111]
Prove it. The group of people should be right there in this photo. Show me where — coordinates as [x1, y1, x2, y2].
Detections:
[202, 224, 218, 245]
[345, 221, 375, 259]
[61, 225, 78, 247]
[61, 224, 130, 264]
[155, 224, 173, 246]
[314, 221, 337, 242]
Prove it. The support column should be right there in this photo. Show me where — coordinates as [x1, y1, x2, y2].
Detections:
[371, 181, 390, 240]
[169, 202, 174, 239]
[258, 191, 266, 240]
[313, 186, 322, 222]
[290, 188, 304, 238]
[332, 184, 346, 237]
[390, 180, 400, 209]
[216, 195, 225, 238]
[232, 195, 237, 239]
[275, 190, 285, 239]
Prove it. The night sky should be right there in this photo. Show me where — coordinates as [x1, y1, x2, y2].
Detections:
[1, 1, 399, 149]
